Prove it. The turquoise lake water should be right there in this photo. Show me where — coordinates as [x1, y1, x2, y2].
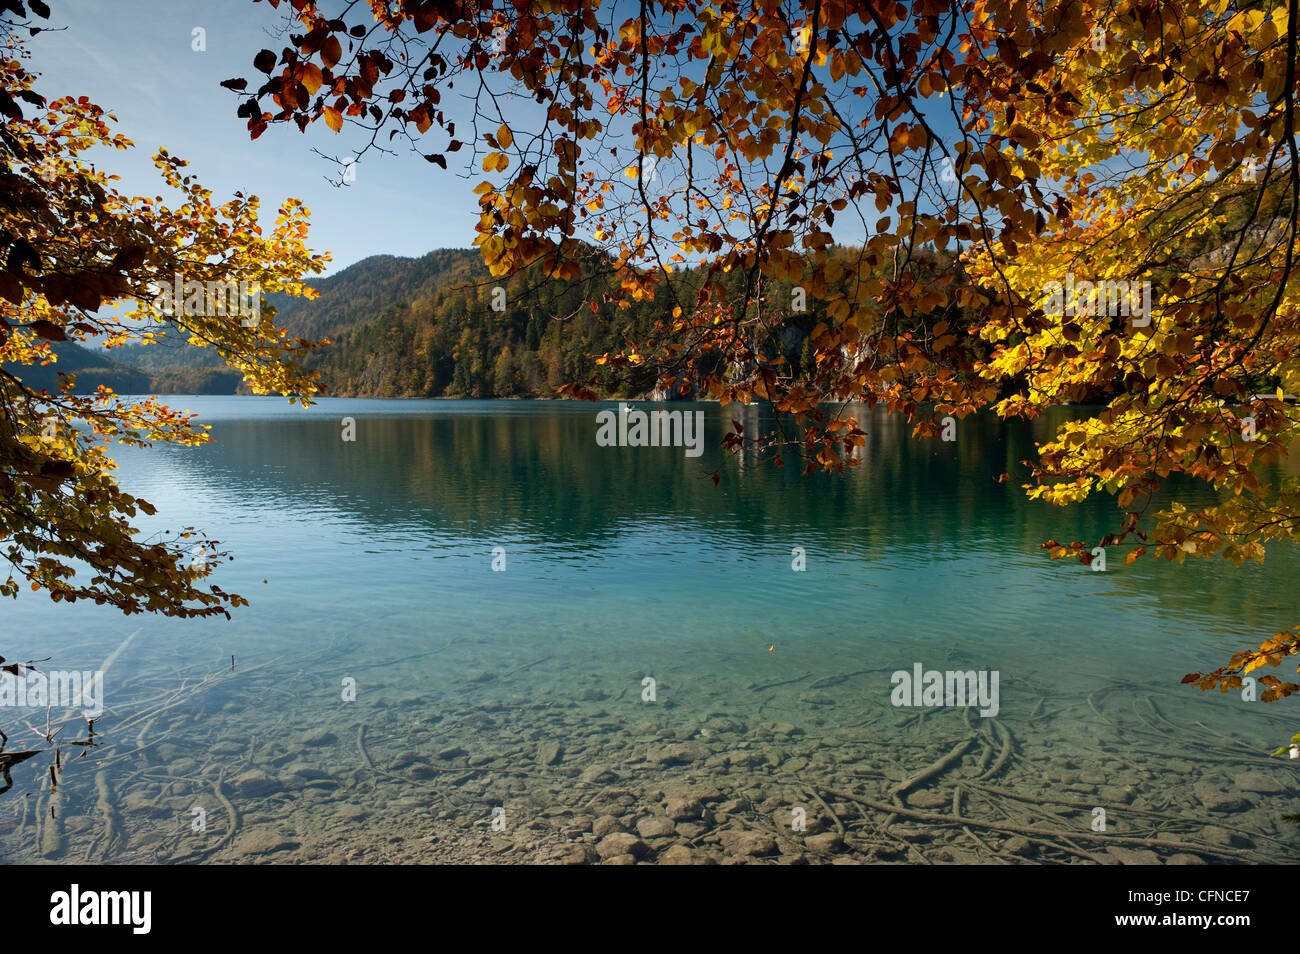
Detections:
[1, 397, 1297, 864]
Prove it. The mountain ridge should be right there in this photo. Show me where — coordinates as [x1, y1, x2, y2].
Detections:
[16, 245, 818, 399]
[69, 247, 688, 399]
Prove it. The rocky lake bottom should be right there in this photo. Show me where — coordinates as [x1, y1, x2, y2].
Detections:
[3, 632, 1297, 866]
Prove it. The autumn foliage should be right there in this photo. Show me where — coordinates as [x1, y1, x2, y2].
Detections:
[0, 7, 327, 618]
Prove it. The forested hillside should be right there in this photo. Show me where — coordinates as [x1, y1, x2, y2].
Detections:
[100, 246, 831, 399]
[4, 340, 154, 394]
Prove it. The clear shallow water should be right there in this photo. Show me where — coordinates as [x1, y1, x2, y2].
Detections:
[1, 397, 1297, 864]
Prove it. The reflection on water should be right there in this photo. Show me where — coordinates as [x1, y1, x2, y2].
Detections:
[0, 397, 1296, 864]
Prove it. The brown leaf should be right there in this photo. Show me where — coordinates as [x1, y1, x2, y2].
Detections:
[0, 271, 22, 304]
[321, 35, 343, 69]
[38, 459, 75, 481]
[110, 245, 148, 272]
[29, 319, 66, 341]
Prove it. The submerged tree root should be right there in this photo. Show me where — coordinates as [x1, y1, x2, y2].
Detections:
[38, 777, 62, 858]
[889, 738, 975, 799]
[803, 786, 846, 839]
[171, 774, 239, 863]
[356, 723, 375, 771]
[87, 770, 124, 861]
[976, 722, 1014, 782]
[964, 781, 1297, 854]
[821, 787, 1271, 864]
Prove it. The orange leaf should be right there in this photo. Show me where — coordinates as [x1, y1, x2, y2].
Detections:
[300, 63, 323, 96]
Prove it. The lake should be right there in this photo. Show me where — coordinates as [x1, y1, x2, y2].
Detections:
[1, 396, 1297, 864]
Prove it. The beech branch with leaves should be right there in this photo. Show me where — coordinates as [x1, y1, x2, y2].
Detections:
[0, 7, 328, 620]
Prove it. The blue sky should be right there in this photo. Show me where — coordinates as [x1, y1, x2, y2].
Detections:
[27, 0, 483, 274]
